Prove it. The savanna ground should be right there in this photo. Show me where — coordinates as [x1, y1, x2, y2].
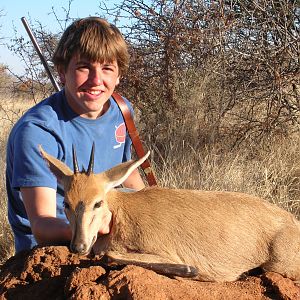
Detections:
[0, 0, 299, 269]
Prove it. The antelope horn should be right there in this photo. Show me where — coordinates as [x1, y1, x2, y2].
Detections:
[72, 145, 79, 174]
[87, 142, 95, 175]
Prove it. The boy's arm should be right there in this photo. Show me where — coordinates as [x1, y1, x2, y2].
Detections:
[122, 168, 145, 190]
[21, 186, 72, 245]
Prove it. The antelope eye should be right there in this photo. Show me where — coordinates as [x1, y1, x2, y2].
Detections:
[94, 201, 103, 209]
[63, 201, 70, 209]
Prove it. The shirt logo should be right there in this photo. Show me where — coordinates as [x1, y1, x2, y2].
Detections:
[113, 122, 126, 149]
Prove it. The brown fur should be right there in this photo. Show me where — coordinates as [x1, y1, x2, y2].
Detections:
[94, 188, 300, 281]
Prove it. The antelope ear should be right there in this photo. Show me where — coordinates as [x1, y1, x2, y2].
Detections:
[39, 145, 73, 183]
[102, 151, 150, 192]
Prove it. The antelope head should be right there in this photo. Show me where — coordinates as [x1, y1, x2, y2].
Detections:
[39, 144, 149, 255]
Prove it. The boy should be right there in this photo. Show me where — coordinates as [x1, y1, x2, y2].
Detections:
[6, 17, 145, 253]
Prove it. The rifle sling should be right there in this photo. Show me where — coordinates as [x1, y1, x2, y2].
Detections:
[112, 92, 158, 186]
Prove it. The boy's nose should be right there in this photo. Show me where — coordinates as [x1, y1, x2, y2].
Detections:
[91, 76, 103, 86]
[89, 70, 103, 85]
[94, 75, 103, 85]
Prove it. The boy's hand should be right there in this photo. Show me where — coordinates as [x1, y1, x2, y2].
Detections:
[98, 210, 112, 235]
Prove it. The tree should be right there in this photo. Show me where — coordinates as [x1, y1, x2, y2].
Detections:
[7, 2, 75, 101]
[101, 0, 300, 147]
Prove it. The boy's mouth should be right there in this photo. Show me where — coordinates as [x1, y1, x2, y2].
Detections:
[84, 90, 103, 96]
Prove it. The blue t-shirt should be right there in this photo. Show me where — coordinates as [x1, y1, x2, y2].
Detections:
[6, 89, 133, 253]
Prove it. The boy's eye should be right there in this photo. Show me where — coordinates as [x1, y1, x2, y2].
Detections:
[77, 65, 89, 71]
[103, 64, 116, 72]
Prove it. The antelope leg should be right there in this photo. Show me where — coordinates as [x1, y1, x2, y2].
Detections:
[105, 251, 198, 278]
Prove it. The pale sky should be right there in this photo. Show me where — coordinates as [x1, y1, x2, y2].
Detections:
[0, 0, 118, 74]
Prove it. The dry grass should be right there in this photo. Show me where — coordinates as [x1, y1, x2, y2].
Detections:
[0, 93, 35, 263]
[152, 134, 300, 217]
[148, 74, 300, 218]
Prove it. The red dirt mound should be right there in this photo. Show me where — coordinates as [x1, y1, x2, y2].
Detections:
[0, 246, 299, 299]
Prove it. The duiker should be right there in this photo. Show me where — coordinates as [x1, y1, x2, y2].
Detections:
[39, 145, 300, 282]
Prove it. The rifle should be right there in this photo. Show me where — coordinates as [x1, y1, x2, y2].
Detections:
[21, 17, 61, 92]
[21, 17, 158, 186]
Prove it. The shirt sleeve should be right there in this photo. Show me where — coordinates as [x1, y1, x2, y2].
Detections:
[11, 122, 59, 190]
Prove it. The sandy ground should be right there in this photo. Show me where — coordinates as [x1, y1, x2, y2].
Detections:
[0, 246, 299, 299]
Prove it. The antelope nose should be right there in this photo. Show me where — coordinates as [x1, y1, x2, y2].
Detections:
[71, 242, 88, 255]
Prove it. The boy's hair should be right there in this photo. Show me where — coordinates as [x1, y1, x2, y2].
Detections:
[52, 17, 129, 75]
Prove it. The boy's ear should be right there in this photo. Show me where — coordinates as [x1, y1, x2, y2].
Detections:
[57, 65, 66, 84]
[115, 76, 120, 86]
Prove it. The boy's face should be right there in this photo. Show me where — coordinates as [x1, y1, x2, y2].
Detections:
[59, 53, 120, 119]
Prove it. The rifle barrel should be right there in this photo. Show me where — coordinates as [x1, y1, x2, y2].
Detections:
[21, 17, 61, 92]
